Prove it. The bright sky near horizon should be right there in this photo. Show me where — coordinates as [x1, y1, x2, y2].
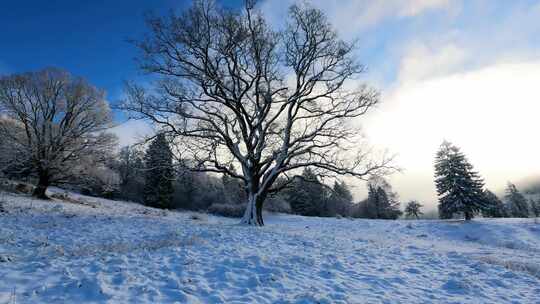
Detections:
[1, 0, 539, 208]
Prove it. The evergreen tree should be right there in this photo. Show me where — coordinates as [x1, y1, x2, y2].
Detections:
[434, 141, 486, 220]
[365, 184, 402, 219]
[288, 184, 312, 216]
[482, 189, 507, 218]
[222, 164, 246, 205]
[374, 186, 389, 218]
[504, 183, 529, 218]
[172, 169, 196, 209]
[143, 133, 174, 209]
[530, 199, 540, 217]
[363, 185, 379, 219]
[352, 199, 368, 218]
[404, 201, 423, 219]
[326, 181, 353, 216]
[288, 168, 326, 216]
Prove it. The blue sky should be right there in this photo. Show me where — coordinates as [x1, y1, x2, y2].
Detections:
[0, 0, 185, 117]
[3, 1, 537, 107]
[0, 0, 448, 104]
[1, 0, 539, 204]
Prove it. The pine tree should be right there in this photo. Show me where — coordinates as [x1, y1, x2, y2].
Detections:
[332, 181, 353, 203]
[222, 164, 246, 205]
[404, 201, 423, 219]
[530, 199, 540, 217]
[173, 169, 196, 209]
[288, 168, 326, 216]
[374, 186, 390, 218]
[504, 183, 529, 218]
[143, 133, 174, 209]
[482, 189, 507, 218]
[365, 184, 402, 220]
[288, 185, 312, 216]
[360, 177, 402, 219]
[363, 185, 379, 219]
[326, 181, 353, 216]
[434, 141, 486, 220]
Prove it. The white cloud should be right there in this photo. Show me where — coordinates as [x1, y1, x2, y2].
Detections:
[399, 0, 452, 17]
[350, 2, 540, 206]
[320, 0, 451, 31]
[397, 43, 467, 84]
[364, 60, 540, 206]
[110, 120, 155, 147]
[260, 0, 454, 36]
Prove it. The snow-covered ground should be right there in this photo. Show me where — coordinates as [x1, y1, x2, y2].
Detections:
[1, 190, 539, 303]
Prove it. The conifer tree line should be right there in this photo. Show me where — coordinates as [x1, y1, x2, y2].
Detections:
[35, 135, 540, 220]
[111, 141, 407, 219]
[29, 130, 400, 219]
[4, 107, 540, 220]
[434, 141, 540, 220]
[124, 122, 537, 221]
[2, 92, 539, 220]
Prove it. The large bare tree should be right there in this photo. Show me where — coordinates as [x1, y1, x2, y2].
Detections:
[123, 0, 393, 225]
[0, 68, 115, 199]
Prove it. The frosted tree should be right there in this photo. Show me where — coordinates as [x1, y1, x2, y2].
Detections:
[481, 189, 506, 218]
[122, 0, 393, 225]
[504, 183, 529, 218]
[0, 68, 115, 199]
[113, 145, 145, 202]
[404, 201, 423, 219]
[434, 141, 486, 220]
[0, 117, 29, 178]
[144, 133, 175, 209]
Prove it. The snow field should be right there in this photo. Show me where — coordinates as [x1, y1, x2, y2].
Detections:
[0, 191, 539, 303]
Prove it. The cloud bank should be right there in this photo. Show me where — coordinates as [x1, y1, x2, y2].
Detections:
[366, 60, 540, 204]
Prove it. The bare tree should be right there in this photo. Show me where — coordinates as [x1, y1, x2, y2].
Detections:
[404, 201, 423, 219]
[122, 0, 393, 225]
[0, 68, 115, 199]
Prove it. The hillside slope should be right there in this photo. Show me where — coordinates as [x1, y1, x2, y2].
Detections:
[0, 191, 539, 303]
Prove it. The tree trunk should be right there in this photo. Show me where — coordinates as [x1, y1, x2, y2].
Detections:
[464, 211, 472, 221]
[32, 172, 50, 200]
[256, 198, 264, 226]
[241, 194, 264, 226]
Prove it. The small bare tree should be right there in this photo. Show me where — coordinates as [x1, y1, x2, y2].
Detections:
[123, 0, 393, 225]
[0, 68, 115, 199]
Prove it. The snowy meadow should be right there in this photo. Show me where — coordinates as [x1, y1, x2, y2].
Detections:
[1, 191, 539, 303]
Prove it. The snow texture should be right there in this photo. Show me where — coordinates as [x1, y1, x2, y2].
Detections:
[1, 190, 539, 303]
